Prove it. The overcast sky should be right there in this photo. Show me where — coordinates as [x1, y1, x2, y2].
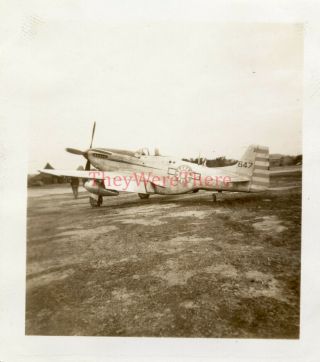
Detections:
[27, 21, 303, 172]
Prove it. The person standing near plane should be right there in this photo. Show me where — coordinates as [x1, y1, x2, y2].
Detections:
[70, 177, 79, 199]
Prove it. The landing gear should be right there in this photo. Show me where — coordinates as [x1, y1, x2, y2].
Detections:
[138, 193, 150, 200]
[89, 195, 103, 208]
[212, 191, 222, 203]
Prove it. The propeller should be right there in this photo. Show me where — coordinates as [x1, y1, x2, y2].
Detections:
[85, 159, 91, 171]
[86, 121, 96, 171]
[89, 121, 96, 149]
[66, 148, 86, 155]
[65, 122, 96, 172]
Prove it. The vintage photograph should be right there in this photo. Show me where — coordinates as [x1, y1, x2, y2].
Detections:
[26, 22, 302, 338]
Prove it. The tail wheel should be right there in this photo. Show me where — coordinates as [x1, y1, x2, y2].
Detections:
[138, 193, 150, 200]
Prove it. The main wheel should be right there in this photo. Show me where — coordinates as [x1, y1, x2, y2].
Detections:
[90, 196, 101, 208]
[138, 193, 150, 200]
[212, 193, 217, 202]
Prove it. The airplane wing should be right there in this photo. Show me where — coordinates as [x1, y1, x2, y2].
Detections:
[39, 168, 251, 195]
[39, 169, 107, 179]
[38, 169, 154, 194]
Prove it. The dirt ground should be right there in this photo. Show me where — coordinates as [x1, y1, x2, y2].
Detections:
[25, 170, 301, 338]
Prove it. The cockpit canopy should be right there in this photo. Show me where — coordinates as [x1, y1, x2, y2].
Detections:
[134, 148, 161, 157]
[135, 147, 150, 156]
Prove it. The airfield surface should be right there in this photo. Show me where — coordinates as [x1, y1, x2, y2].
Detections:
[26, 169, 301, 338]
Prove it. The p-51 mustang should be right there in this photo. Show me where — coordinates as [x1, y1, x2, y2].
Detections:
[40, 123, 270, 207]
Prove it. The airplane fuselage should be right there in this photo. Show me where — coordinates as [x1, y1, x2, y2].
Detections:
[39, 121, 270, 207]
[87, 147, 250, 194]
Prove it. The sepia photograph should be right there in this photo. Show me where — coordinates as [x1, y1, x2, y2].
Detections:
[24, 21, 303, 339]
[4, 0, 320, 360]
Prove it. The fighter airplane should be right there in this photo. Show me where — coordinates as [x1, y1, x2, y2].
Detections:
[40, 123, 270, 207]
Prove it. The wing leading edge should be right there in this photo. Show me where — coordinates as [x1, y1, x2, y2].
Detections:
[39, 168, 251, 195]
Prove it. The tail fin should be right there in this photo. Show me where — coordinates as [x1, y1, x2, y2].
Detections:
[235, 145, 270, 191]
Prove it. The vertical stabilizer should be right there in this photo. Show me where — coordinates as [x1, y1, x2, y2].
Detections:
[235, 145, 270, 191]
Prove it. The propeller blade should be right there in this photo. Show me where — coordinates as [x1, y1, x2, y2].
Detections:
[85, 160, 91, 171]
[89, 121, 96, 149]
[66, 148, 86, 155]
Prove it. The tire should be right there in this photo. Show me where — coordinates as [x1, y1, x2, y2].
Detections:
[90, 197, 100, 208]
